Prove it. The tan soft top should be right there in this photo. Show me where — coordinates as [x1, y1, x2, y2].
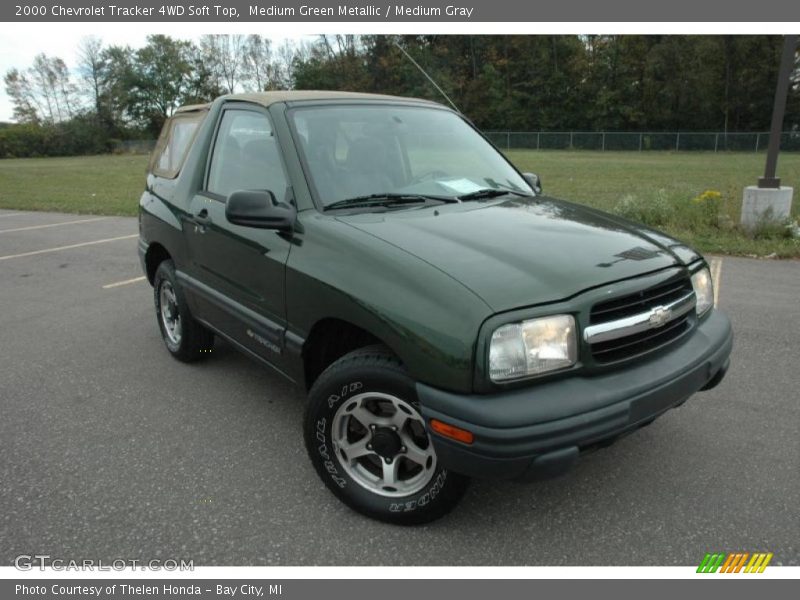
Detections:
[175, 90, 440, 113]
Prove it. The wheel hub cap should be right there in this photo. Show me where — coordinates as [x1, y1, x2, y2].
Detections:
[158, 281, 182, 345]
[370, 427, 402, 459]
[331, 391, 437, 497]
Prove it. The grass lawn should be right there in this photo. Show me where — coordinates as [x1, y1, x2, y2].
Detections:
[0, 154, 148, 216]
[509, 150, 800, 258]
[1, 151, 798, 257]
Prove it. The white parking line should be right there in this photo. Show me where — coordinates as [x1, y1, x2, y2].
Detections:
[0, 213, 23, 218]
[0, 234, 137, 262]
[0, 216, 108, 234]
[102, 276, 146, 289]
[710, 257, 723, 306]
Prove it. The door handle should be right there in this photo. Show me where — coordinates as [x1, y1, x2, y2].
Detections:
[194, 209, 211, 224]
[191, 209, 211, 233]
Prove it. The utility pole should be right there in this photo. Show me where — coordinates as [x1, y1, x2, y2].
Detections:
[759, 35, 798, 188]
[741, 36, 798, 231]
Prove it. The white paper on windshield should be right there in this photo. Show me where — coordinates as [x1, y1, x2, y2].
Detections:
[439, 178, 485, 195]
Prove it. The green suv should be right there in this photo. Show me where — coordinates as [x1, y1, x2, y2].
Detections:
[138, 91, 733, 524]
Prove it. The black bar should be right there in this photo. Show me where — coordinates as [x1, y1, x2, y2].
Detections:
[759, 35, 798, 188]
[4, 1, 800, 22]
[2, 579, 799, 600]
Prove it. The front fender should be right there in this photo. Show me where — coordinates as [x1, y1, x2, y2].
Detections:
[285, 212, 493, 393]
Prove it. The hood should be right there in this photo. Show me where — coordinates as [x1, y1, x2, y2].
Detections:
[337, 196, 700, 312]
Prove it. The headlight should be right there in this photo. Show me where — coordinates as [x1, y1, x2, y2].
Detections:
[489, 315, 577, 382]
[691, 267, 714, 316]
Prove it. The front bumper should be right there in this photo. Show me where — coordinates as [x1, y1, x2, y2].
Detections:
[418, 309, 733, 481]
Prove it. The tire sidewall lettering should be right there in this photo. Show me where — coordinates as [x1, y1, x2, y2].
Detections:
[316, 381, 365, 490]
[388, 470, 447, 512]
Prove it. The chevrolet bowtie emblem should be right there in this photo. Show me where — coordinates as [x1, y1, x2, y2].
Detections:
[648, 306, 672, 328]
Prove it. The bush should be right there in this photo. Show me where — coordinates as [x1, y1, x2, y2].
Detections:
[612, 188, 727, 233]
[0, 117, 113, 158]
[749, 212, 795, 240]
[613, 189, 677, 227]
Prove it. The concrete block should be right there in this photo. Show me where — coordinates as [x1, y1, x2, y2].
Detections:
[741, 186, 793, 231]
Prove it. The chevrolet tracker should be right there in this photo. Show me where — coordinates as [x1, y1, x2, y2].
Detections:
[138, 91, 733, 524]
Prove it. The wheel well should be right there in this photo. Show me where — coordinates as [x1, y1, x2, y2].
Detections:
[303, 319, 383, 390]
[144, 243, 171, 284]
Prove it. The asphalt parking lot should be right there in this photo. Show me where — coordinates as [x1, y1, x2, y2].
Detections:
[0, 208, 798, 566]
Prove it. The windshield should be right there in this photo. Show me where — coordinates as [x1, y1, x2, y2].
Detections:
[289, 104, 532, 208]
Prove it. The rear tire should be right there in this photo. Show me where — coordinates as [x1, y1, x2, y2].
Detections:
[304, 346, 469, 525]
[153, 260, 214, 362]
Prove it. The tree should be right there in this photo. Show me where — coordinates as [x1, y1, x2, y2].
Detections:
[4, 69, 40, 123]
[4, 53, 77, 123]
[293, 35, 370, 91]
[184, 44, 225, 104]
[200, 34, 245, 94]
[242, 35, 274, 91]
[127, 35, 195, 135]
[4, 34, 800, 144]
[100, 44, 137, 132]
[77, 36, 106, 117]
[278, 39, 309, 89]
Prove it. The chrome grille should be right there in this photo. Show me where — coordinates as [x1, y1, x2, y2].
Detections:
[587, 276, 694, 364]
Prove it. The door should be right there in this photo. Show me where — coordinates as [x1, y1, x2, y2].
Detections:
[184, 106, 293, 371]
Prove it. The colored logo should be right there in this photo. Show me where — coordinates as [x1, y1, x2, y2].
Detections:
[697, 552, 773, 573]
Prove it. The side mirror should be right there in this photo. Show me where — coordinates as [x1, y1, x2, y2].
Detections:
[225, 190, 296, 232]
[523, 172, 542, 194]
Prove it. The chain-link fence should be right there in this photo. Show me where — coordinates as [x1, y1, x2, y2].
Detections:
[105, 133, 800, 155]
[484, 131, 800, 152]
[106, 134, 800, 155]
[110, 139, 157, 154]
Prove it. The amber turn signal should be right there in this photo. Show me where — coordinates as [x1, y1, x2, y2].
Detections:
[429, 419, 474, 445]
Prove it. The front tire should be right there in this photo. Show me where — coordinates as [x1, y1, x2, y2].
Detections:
[153, 260, 214, 362]
[304, 346, 469, 525]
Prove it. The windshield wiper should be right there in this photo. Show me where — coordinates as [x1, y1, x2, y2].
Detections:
[457, 187, 533, 201]
[324, 193, 456, 211]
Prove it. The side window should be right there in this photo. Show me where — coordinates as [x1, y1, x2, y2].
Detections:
[207, 109, 288, 200]
[150, 111, 205, 178]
